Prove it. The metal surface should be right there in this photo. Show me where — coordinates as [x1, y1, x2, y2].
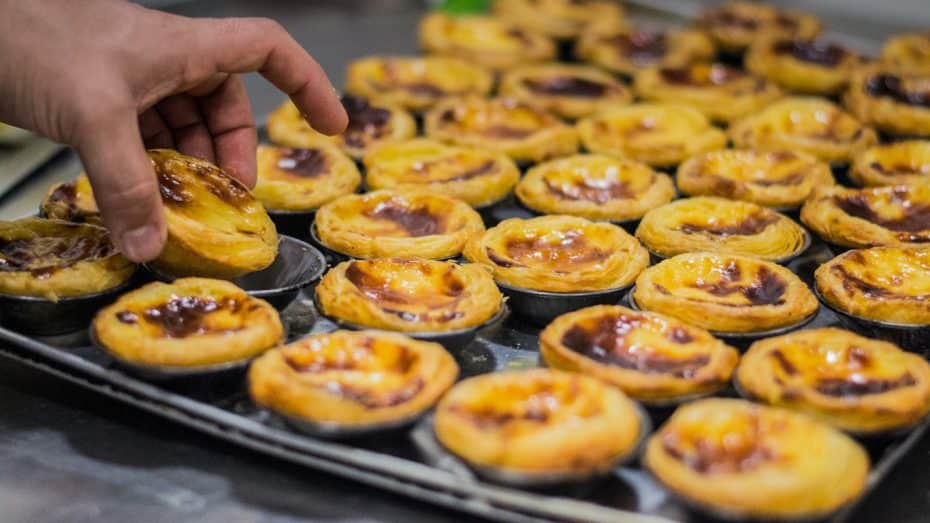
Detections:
[1, 2, 930, 523]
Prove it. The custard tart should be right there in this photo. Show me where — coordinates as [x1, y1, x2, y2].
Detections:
[425, 97, 578, 163]
[363, 139, 520, 208]
[267, 95, 417, 160]
[636, 197, 808, 262]
[801, 184, 930, 248]
[644, 398, 868, 521]
[491, 0, 624, 40]
[0, 217, 133, 300]
[816, 247, 930, 326]
[576, 27, 715, 78]
[41, 174, 100, 224]
[540, 305, 739, 404]
[253, 144, 360, 212]
[499, 63, 632, 120]
[345, 55, 493, 113]
[729, 97, 877, 164]
[419, 12, 555, 71]
[676, 149, 834, 210]
[577, 104, 726, 169]
[249, 330, 458, 431]
[845, 64, 930, 137]
[745, 37, 861, 96]
[314, 190, 484, 260]
[633, 63, 782, 124]
[697, 1, 822, 55]
[315, 258, 501, 333]
[148, 149, 278, 279]
[881, 32, 930, 69]
[515, 154, 675, 222]
[94, 278, 283, 368]
[850, 140, 930, 187]
[434, 369, 642, 481]
[464, 215, 648, 293]
[633, 252, 818, 334]
[737, 328, 930, 435]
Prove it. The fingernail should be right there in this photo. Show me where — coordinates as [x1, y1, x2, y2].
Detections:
[120, 225, 162, 262]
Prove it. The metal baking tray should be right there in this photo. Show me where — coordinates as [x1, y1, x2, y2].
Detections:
[0, 151, 927, 523]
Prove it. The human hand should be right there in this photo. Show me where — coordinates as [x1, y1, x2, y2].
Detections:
[0, 0, 347, 261]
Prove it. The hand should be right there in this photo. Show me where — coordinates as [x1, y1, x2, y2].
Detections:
[0, 0, 347, 261]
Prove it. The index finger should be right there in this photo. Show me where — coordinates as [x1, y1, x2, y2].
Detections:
[188, 17, 347, 135]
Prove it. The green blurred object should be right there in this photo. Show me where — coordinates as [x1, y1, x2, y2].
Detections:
[436, 0, 490, 15]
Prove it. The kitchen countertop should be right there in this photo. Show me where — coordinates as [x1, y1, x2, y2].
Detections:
[1, 1, 930, 522]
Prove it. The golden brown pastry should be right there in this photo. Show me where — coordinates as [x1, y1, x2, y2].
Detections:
[676, 149, 834, 210]
[267, 95, 417, 160]
[576, 27, 715, 77]
[253, 144, 360, 212]
[577, 104, 726, 168]
[434, 369, 641, 479]
[540, 305, 739, 404]
[147, 149, 278, 279]
[730, 97, 877, 164]
[850, 140, 930, 186]
[633, 63, 782, 124]
[345, 55, 493, 112]
[94, 278, 283, 367]
[498, 63, 632, 120]
[881, 32, 930, 69]
[633, 252, 818, 333]
[636, 197, 808, 262]
[363, 139, 520, 208]
[314, 189, 484, 260]
[745, 37, 862, 95]
[697, 1, 822, 55]
[491, 0, 624, 40]
[249, 330, 458, 429]
[419, 12, 555, 71]
[738, 328, 930, 434]
[0, 217, 134, 301]
[801, 184, 930, 248]
[424, 97, 578, 163]
[464, 215, 648, 292]
[515, 154, 675, 221]
[845, 64, 930, 137]
[41, 174, 100, 224]
[644, 398, 868, 521]
[315, 258, 501, 332]
[816, 247, 930, 325]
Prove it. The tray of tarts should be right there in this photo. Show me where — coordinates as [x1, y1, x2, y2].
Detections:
[3, 2, 930, 523]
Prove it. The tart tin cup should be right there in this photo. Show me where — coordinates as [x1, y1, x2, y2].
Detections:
[146, 235, 326, 311]
[0, 277, 136, 336]
[627, 288, 819, 350]
[497, 281, 632, 326]
[475, 193, 533, 227]
[642, 228, 812, 267]
[273, 409, 428, 440]
[814, 286, 930, 357]
[266, 209, 315, 240]
[312, 291, 509, 352]
[732, 375, 930, 440]
[411, 404, 652, 488]
[89, 327, 256, 383]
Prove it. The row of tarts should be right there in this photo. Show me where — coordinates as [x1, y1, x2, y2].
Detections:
[2, 1, 930, 521]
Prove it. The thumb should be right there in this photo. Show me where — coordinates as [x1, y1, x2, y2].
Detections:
[75, 110, 167, 262]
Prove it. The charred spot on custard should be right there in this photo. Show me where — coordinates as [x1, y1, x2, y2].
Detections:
[679, 211, 779, 236]
[772, 39, 848, 67]
[341, 95, 392, 148]
[125, 295, 244, 338]
[543, 177, 634, 203]
[659, 64, 744, 86]
[0, 231, 117, 277]
[156, 166, 192, 205]
[560, 313, 710, 378]
[660, 416, 777, 475]
[502, 229, 610, 269]
[604, 32, 668, 65]
[362, 198, 447, 237]
[833, 192, 930, 235]
[344, 261, 466, 312]
[693, 263, 787, 306]
[522, 76, 609, 98]
[864, 74, 930, 108]
[276, 148, 329, 178]
[816, 373, 916, 397]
